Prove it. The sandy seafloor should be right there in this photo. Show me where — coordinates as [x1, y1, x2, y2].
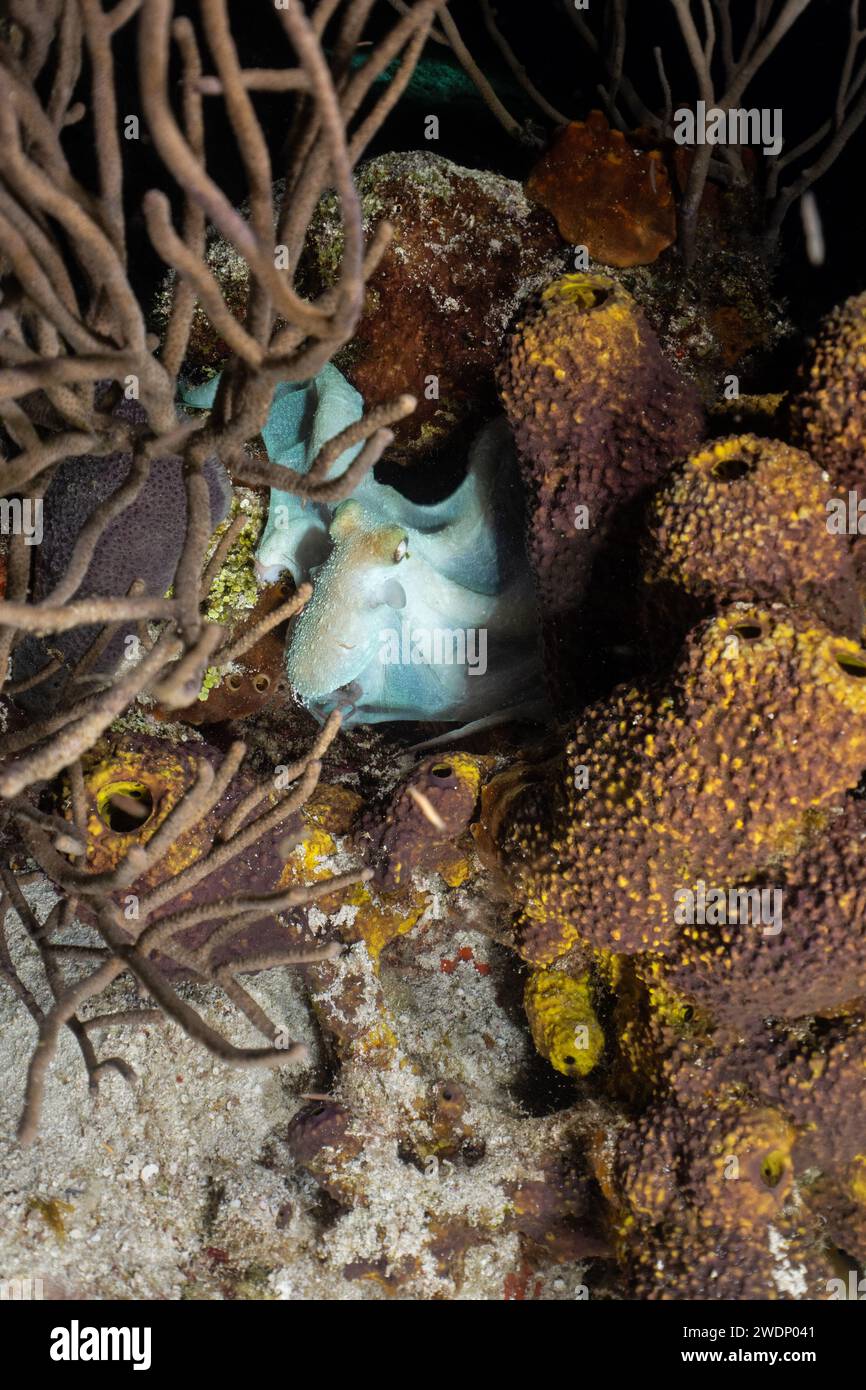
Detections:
[0, 871, 594, 1301]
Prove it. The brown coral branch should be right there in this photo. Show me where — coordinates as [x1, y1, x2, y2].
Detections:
[346, 6, 439, 162]
[480, 0, 570, 127]
[214, 940, 344, 980]
[195, 70, 311, 96]
[68, 578, 149, 685]
[143, 190, 266, 367]
[766, 85, 866, 239]
[231, 426, 396, 502]
[138, 759, 325, 927]
[149, 868, 369, 965]
[216, 754, 313, 843]
[435, 4, 531, 144]
[81, 1009, 165, 1032]
[4, 712, 374, 1142]
[0, 0, 432, 1146]
[306, 394, 417, 483]
[213, 583, 311, 666]
[765, 1, 866, 234]
[216, 714, 342, 842]
[0, 637, 180, 797]
[103, 925, 307, 1068]
[158, 15, 207, 381]
[46, 0, 83, 130]
[0, 912, 45, 1025]
[150, 620, 224, 708]
[4, 653, 65, 697]
[0, 595, 176, 633]
[139, 0, 336, 342]
[173, 467, 215, 643]
[562, 0, 663, 133]
[78, 0, 127, 256]
[0, 430, 101, 493]
[16, 956, 127, 1145]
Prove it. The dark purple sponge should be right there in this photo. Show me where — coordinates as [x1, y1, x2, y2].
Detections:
[13, 447, 231, 711]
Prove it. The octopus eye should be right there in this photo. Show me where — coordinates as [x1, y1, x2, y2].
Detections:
[393, 537, 409, 563]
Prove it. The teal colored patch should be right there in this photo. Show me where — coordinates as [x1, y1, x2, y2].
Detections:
[348, 52, 480, 103]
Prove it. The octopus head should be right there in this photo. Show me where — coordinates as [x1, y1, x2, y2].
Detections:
[284, 500, 413, 709]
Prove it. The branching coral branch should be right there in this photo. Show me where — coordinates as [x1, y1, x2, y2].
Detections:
[4, 711, 373, 1145]
[0, 0, 431, 775]
[552, 0, 866, 261]
[0, 0, 435, 1142]
[764, 0, 866, 239]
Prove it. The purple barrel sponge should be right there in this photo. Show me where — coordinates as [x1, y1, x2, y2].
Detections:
[498, 272, 703, 705]
[13, 438, 230, 710]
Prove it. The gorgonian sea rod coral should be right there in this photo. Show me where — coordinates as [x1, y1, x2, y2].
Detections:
[0, 0, 444, 788]
[0, 0, 443, 1133]
[1, 713, 372, 1146]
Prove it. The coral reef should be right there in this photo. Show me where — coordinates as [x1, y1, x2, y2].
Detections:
[649, 798, 866, 1032]
[6, 0, 866, 1312]
[613, 249, 793, 409]
[0, 0, 442, 1144]
[284, 931, 611, 1295]
[1, 713, 374, 1145]
[179, 152, 567, 471]
[600, 1093, 836, 1299]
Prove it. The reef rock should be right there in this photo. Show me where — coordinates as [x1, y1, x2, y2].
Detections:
[304, 151, 566, 469]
